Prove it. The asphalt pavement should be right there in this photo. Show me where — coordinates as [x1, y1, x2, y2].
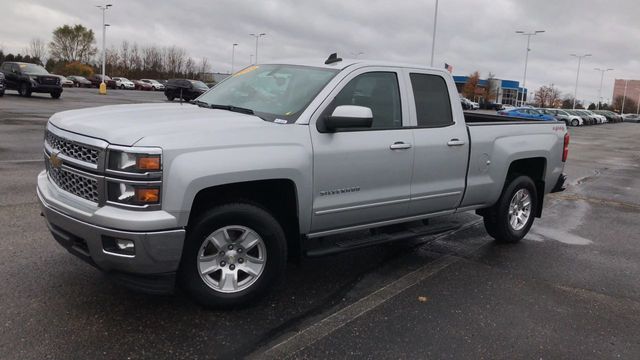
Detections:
[1, 88, 639, 359]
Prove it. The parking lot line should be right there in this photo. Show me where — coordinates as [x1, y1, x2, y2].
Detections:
[0, 159, 43, 164]
[253, 220, 483, 360]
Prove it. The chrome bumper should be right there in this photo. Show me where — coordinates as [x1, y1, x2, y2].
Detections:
[38, 173, 185, 276]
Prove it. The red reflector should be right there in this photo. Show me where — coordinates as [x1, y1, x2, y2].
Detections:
[562, 133, 570, 162]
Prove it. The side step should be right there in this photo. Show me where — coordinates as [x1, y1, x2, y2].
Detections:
[305, 222, 460, 258]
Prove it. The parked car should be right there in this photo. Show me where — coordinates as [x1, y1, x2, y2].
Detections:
[132, 79, 153, 91]
[592, 110, 621, 123]
[38, 58, 568, 307]
[0, 61, 63, 98]
[141, 79, 165, 91]
[483, 102, 504, 111]
[164, 79, 209, 101]
[0, 71, 5, 97]
[460, 97, 473, 110]
[541, 108, 583, 126]
[501, 105, 516, 111]
[622, 113, 640, 122]
[87, 74, 117, 89]
[52, 75, 74, 88]
[565, 110, 594, 125]
[112, 77, 135, 90]
[576, 109, 603, 124]
[498, 108, 555, 120]
[67, 75, 92, 88]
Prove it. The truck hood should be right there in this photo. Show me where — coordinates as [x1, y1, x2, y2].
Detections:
[49, 103, 272, 146]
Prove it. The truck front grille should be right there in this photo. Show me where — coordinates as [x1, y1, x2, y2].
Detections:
[47, 164, 100, 203]
[46, 131, 100, 165]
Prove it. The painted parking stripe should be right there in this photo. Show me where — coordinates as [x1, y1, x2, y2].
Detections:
[253, 220, 483, 359]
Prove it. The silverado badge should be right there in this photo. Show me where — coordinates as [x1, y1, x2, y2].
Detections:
[49, 150, 63, 169]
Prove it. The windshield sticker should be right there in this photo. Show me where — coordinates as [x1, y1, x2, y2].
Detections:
[274, 119, 288, 124]
[233, 65, 258, 77]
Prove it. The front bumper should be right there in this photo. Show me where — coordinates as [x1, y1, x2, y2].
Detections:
[37, 171, 185, 292]
[32, 84, 62, 93]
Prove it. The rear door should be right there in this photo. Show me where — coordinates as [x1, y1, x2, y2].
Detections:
[309, 67, 414, 233]
[404, 70, 469, 216]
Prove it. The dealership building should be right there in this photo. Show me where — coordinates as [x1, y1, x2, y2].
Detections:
[453, 76, 526, 105]
[612, 79, 640, 105]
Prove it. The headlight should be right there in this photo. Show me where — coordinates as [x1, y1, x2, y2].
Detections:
[107, 181, 161, 206]
[107, 149, 161, 173]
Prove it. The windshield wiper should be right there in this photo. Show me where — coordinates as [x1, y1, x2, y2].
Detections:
[209, 104, 255, 115]
[195, 102, 268, 121]
[193, 100, 211, 108]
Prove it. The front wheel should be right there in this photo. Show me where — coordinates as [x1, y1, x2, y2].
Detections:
[482, 175, 538, 243]
[18, 82, 32, 97]
[166, 95, 174, 101]
[50, 90, 62, 99]
[571, 119, 579, 126]
[179, 203, 287, 308]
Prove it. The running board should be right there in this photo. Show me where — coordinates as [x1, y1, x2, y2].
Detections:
[305, 222, 460, 258]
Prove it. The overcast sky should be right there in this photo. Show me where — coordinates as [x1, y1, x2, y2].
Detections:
[1, 0, 638, 103]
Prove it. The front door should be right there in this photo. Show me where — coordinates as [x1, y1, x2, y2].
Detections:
[310, 68, 414, 233]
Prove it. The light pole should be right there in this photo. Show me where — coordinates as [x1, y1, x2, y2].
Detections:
[249, 33, 266, 64]
[515, 30, 545, 106]
[249, 54, 254, 65]
[594, 68, 613, 109]
[570, 53, 592, 109]
[96, 4, 112, 95]
[621, 79, 629, 114]
[636, 92, 640, 115]
[231, 43, 238, 74]
[429, 0, 439, 67]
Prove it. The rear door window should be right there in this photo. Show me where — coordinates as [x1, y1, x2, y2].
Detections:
[409, 73, 454, 127]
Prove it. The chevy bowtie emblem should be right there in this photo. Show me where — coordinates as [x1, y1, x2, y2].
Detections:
[49, 150, 63, 169]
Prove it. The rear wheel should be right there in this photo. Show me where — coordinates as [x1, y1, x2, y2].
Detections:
[50, 90, 62, 99]
[166, 95, 175, 101]
[179, 203, 287, 308]
[571, 119, 579, 126]
[482, 175, 537, 243]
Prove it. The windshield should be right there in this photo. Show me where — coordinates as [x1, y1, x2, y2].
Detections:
[196, 64, 339, 122]
[190, 80, 209, 91]
[19, 63, 49, 75]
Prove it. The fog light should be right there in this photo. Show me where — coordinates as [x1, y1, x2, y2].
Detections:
[116, 239, 135, 251]
[102, 237, 135, 256]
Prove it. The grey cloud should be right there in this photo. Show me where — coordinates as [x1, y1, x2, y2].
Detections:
[1, 0, 637, 104]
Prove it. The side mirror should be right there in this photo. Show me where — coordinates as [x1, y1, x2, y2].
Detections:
[321, 105, 373, 132]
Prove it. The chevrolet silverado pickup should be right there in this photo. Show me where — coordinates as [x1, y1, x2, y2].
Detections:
[38, 56, 568, 307]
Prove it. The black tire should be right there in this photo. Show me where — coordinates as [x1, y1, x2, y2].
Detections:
[571, 119, 579, 127]
[18, 82, 32, 97]
[179, 202, 287, 308]
[0, 90, 4, 97]
[50, 90, 62, 99]
[482, 175, 538, 243]
[166, 95, 174, 101]
[120, 84, 125, 90]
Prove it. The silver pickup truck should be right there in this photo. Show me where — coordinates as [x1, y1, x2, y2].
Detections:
[38, 57, 568, 307]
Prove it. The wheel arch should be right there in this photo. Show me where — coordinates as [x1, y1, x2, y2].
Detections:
[186, 179, 302, 260]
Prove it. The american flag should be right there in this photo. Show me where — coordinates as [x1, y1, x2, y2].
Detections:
[444, 63, 453, 73]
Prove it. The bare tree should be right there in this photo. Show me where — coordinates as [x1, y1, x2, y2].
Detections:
[163, 46, 186, 77]
[26, 38, 47, 65]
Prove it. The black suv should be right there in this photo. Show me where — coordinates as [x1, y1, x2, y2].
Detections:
[0, 62, 63, 98]
[0, 71, 5, 97]
[164, 79, 209, 101]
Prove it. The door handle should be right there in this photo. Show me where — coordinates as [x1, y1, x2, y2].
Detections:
[389, 142, 412, 150]
[447, 139, 466, 147]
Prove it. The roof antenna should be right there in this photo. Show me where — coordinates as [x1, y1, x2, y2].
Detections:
[325, 53, 342, 65]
